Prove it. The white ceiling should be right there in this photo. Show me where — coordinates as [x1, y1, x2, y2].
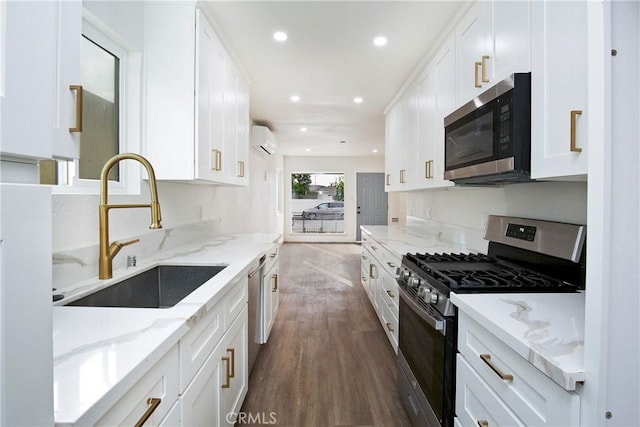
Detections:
[201, 1, 465, 157]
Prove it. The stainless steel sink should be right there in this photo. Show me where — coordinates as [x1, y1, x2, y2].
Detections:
[66, 265, 227, 308]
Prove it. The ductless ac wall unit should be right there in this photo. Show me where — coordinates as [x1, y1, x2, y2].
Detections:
[251, 125, 277, 155]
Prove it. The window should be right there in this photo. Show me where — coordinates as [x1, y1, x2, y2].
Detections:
[48, 17, 141, 195]
[291, 173, 345, 234]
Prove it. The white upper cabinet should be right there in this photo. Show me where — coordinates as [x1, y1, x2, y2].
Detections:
[2, 0, 56, 160]
[530, 1, 588, 180]
[456, 1, 530, 105]
[1, 1, 80, 162]
[144, 4, 249, 185]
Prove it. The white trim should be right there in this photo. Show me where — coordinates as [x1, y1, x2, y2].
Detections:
[52, 16, 141, 195]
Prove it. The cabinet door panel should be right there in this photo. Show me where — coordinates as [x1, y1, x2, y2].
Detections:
[2, 1, 56, 159]
[531, 1, 588, 179]
[456, 1, 491, 103]
[181, 344, 223, 427]
[433, 36, 456, 188]
[220, 306, 248, 426]
[492, 0, 531, 82]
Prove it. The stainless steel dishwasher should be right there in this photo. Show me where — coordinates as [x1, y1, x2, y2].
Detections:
[247, 254, 267, 374]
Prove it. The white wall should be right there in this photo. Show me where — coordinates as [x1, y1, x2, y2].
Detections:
[284, 155, 384, 242]
[405, 181, 588, 232]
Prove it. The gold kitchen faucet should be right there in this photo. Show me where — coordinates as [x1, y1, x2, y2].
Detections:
[98, 153, 162, 279]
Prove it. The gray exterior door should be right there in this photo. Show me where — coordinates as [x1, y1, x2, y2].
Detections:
[356, 173, 388, 241]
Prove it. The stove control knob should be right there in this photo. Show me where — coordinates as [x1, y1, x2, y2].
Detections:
[429, 292, 439, 305]
[417, 285, 427, 298]
[411, 277, 422, 288]
[402, 270, 411, 280]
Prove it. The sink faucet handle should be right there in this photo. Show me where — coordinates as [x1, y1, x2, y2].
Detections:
[119, 238, 140, 247]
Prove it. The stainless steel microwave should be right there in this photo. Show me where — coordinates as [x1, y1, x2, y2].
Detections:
[443, 73, 531, 185]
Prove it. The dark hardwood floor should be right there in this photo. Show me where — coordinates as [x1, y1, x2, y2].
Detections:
[239, 243, 411, 426]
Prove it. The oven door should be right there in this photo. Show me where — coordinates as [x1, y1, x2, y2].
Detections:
[398, 286, 456, 427]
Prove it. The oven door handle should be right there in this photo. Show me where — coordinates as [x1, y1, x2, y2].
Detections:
[399, 286, 446, 335]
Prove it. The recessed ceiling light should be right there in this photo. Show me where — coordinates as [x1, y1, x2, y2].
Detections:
[300, 127, 307, 132]
[353, 97, 363, 104]
[290, 95, 300, 102]
[373, 36, 388, 47]
[372, 149, 378, 153]
[274, 31, 288, 42]
[305, 148, 311, 152]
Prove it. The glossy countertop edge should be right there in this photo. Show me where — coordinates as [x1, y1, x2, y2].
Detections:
[53, 232, 282, 425]
[360, 224, 482, 256]
[451, 292, 585, 391]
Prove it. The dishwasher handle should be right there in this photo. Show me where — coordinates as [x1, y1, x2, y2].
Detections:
[248, 255, 267, 278]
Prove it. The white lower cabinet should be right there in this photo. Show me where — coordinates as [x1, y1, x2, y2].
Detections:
[360, 229, 401, 353]
[262, 246, 280, 343]
[182, 305, 248, 427]
[456, 311, 580, 427]
[159, 400, 182, 426]
[96, 345, 180, 426]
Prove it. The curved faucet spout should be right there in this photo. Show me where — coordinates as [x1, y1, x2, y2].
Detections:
[99, 153, 163, 279]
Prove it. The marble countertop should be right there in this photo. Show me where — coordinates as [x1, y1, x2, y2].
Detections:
[360, 223, 485, 258]
[451, 292, 585, 391]
[53, 232, 281, 426]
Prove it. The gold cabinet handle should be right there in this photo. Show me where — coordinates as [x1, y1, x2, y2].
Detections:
[481, 55, 490, 83]
[134, 397, 162, 427]
[371, 245, 378, 251]
[221, 356, 231, 388]
[385, 289, 395, 298]
[211, 149, 223, 171]
[386, 261, 396, 268]
[69, 85, 83, 132]
[237, 161, 245, 177]
[474, 62, 482, 88]
[385, 322, 394, 332]
[399, 169, 406, 183]
[272, 273, 278, 292]
[227, 348, 235, 378]
[425, 160, 434, 179]
[570, 110, 583, 153]
[477, 421, 489, 427]
[362, 255, 368, 260]
[386, 174, 391, 185]
[480, 354, 513, 381]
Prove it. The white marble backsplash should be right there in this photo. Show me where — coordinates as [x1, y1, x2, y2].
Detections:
[52, 220, 222, 291]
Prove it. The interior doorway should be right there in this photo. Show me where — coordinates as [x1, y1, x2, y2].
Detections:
[356, 173, 388, 241]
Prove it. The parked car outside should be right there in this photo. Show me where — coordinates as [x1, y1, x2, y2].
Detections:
[302, 202, 344, 219]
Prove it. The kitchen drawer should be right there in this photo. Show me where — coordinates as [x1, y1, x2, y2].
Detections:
[380, 269, 399, 315]
[457, 311, 580, 426]
[159, 399, 181, 426]
[361, 230, 373, 251]
[96, 344, 180, 426]
[180, 297, 225, 391]
[380, 296, 398, 353]
[224, 275, 248, 328]
[265, 243, 279, 271]
[456, 354, 525, 427]
[379, 245, 401, 278]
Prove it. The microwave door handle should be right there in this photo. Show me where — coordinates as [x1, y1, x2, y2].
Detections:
[398, 286, 446, 335]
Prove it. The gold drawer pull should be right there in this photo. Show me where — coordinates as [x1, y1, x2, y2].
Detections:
[362, 255, 368, 260]
[474, 62, 482, 88]
[385, 322, 394, 332]
[570, 110, 583, 152]
[386, 174, 391, 185]
[385, 289, 395, 298]
[134, 397, 161, 427]
[425, 160, 434, 179]
[477, 421, 489, 427]
[272, 273, 278, 291]
[480, 354, 513, 381]
[386, 261, 396, 268]
[237, 160, 245, 177]
[481, 55, 490, 83]
[227, 348, 235, 378]
[69, 85, 83, 132]
[221, 356, 231, 388]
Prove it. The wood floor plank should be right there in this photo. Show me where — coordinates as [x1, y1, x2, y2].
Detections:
[240, 243, 411, 426]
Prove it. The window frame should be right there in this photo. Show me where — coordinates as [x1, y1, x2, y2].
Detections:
[52, 16, 141, 196]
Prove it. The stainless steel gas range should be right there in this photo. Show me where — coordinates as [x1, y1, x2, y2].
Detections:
[396, 215, 586, 427]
